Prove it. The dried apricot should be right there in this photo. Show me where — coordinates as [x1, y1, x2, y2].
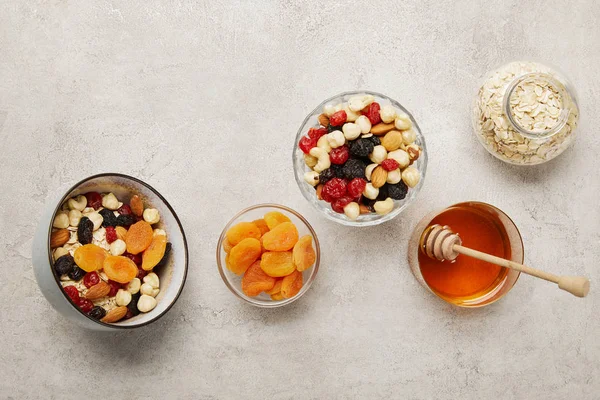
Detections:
[142, 234, 167, 271]
[103, 255, 138, 283]
[73, 244, 108, 272]
[125, 221, 153, 255]
[281, 270, 303, 298]
[130, 195, 144, 217]
[241, 261, 276, 297]
[292, 235, 316, 272]
[228, 238, 261, 275]
[266, 279, 282, 295]
[115, 226, 128, 241]
[260, 251, 295, 277]
[252, 219, 270, 236]
[264, 211, 291, 230]
[226, 222, 261, 246]
[223, 239, 233, 253]
[270, 292, 284, 301]
[262, 222, 298, 251]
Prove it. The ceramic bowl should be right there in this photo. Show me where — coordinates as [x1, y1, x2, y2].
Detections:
[32, 173, 188, 330]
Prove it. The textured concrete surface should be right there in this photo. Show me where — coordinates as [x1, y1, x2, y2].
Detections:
[1, 1, 599, 399]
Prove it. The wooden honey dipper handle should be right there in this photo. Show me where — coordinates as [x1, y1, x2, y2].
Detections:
[420, 224, 590, 298]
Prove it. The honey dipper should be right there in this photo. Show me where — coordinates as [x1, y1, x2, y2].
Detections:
[419, 224, 590, 298]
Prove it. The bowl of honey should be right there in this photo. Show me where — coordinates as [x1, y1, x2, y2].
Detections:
[408, 202, 524, 307]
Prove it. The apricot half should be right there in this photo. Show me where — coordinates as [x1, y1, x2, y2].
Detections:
[261, 222, 298, 251]
[142, 234, 167, 271]
[103, 255, 138, 283]
[228, 238, 261, 275]
[292, 235, 316, 272]
[281, 269, 303, 299]
[263, 211, 291, 230]
[74, 244, 108, 272]
[260, 251, 295, 277]
[226, 222, 261, 246]
[125, 221, 153, 255]
[241, 261, 276, 297]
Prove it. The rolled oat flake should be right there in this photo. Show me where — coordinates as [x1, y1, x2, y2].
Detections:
[472, 61, 579, 165]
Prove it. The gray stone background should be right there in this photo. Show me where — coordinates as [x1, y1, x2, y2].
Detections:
[1, 1, 598, 399]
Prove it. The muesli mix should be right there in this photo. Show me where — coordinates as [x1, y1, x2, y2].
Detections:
[50, 191, 171, 323]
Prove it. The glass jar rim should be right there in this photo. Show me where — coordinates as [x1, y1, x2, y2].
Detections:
[503, 72, 570, 140]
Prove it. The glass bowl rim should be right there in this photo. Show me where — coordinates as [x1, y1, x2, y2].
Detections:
[292, 90, 428, 227]
[216, 203, 321, 308]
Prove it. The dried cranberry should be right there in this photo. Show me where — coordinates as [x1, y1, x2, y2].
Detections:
[107, 280, 121, 297]
[78, 299, 94, 313]
[331, 196, 353, 213]
[124, 252, 142, 266]
[347, 178, 367, 198]
[105, 226, 117, 244]
[321, 178, 347, 200]
[329, 146, 349, 165]
[118, 204, 132, 215]
[329, 110, 347, 126]
[63, 285, 80, 303]
[85, 192, 103, 210]
[124, 309, 134, 320]
[321, 190, 334, 203]
[83, 271, 100, 289]
[136, 267, 147, 280]
[308, 127, 327, 140]
[364, 102, 381, 125]
[381, 159, 399, 171]
[298, 136, 317, 154]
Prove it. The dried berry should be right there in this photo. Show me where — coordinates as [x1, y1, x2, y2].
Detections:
[307, 127, 327, 140]
[116, 214, 137, 227]
[347, 178, 367, 198]
[381, 159, 400, 171]
[105, 226, 117, 243]
[364, 102, 381, 125]
[107, 280, 121, 297]
[117, 204, 132, 215]
[360, 197, 376, 209]
[124, 252, 142, 266]
[319, 168, 335, 184]
[299, 136, 317, 154]
[349, 139, 374, 158]
[123, 309, 134, 320]
[331, 196, 353, 213]
[54, 254, 75, 276]
[329, 110, 347, 126]
[321, 178, 347, 200]
[88, 306, 106, 320]
[136, 266, 147, 280]
[78, 299, 94, 313]
[369, 136, 381, 146]
[376, 184, 390, 201]
[63, 285, 80, 303]
[68, 266, 86, 281]
[99, 209, 117, 227]
[83, 271, 100, 289]
[388, 181, 409, 200]
[85, 192, 103, 210]
[327, 124, 342, 133]
[342, 159, 367, 179]
[77, 217, 93, 245]
[329, 145, 349, 165]
[127, 292, 141, 316]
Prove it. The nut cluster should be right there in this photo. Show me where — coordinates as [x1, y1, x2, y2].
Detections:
[299, 94, 423, 220]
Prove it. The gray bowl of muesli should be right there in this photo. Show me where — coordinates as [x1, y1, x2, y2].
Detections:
[32, 173, 188, 331]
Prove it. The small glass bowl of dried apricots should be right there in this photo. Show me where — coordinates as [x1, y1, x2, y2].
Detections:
[217, 204, 320, 307]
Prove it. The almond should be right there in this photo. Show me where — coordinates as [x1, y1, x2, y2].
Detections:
[317, 113, 329, 127]
[100, 306, 128, 323]
[115, 226, 128, 241]
[370, 122, 395, 136]
[406, 144, 421, 163]
[315, 184, 324, 200]
[359, 204, 371, 214]
[370, 166, 388, 188]
[130, 195, 144, 217]
[50, 229, 70, 248]
[84, 281, 110, 300]
[381, 130, 403, 151]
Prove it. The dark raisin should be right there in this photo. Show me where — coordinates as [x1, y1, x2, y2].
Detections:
[342, 159, 367, 179]
[349, 138, 374, 158]
[88, 306, 106, 320]
[54, 254, 75, 276]
[127, 292, 141, 316]
[376, 184, 390, 201]
[369, 136, 381, 146]
[388, 181, 409, 200]
[99, 209, 117, 227]
[327, 124, 342, 133]
[154, 242, 172, 270]
[68, 266, 86, 281]
[319, 168, 335, 184]
[360, 196, 376, 208]
[330, 164, 344, 178]
[116, 214, 137, 227]
[77, 217, 93, 245]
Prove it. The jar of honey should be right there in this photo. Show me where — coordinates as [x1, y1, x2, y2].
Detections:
[408, 202, 524, 307]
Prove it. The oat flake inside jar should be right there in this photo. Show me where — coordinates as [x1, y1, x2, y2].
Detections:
[473, 61, 579, 165]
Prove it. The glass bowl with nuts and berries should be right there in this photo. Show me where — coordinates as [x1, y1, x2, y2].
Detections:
[293, 91, 427, 226]
[217, 204, 320, 307]
[472, 61, 579, 165]
[32, 173, 188, 331]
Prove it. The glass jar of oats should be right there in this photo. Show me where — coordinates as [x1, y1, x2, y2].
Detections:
[472, 61, 579, 165]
